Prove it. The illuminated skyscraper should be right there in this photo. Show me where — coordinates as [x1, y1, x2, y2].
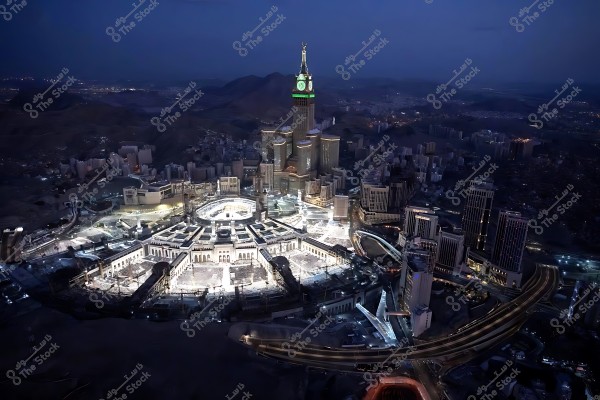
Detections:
[360, 182, 389, 213]
[307, 132, 320, 172]
[291, 43, 315, 156]
[492, 210, 528, 272]
[462, 183, 494, 251]
[272, 137, 287, 172]
[414, 214, 438, 240]
[268, 43, 340, 194]
[403, 206, 434, 237]
[319, 134, 340, 174]
[295, 140, 312, 176]
[435, 230, 465, 274]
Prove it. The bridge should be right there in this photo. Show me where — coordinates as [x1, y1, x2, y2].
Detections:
[354, 230, 403, 264]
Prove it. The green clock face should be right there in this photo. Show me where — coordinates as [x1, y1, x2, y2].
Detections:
[308, 81, 313, 91]
[297, 81, 306, 91]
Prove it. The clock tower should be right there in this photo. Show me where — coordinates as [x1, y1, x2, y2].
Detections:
[292, 43, 315, 157]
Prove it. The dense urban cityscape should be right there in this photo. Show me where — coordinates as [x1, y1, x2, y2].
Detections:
[1, 2, 600, 400]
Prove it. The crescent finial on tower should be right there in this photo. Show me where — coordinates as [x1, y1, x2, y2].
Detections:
[300, 42, 308, 74]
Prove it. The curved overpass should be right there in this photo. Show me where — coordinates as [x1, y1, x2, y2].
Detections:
[353, 230, 402, 262]
[236, 264, 558, 369]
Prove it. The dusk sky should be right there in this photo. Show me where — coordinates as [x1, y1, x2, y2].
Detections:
[1, 0, 599, 84]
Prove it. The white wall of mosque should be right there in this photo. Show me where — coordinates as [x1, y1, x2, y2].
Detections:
[146, 238, 305, 265]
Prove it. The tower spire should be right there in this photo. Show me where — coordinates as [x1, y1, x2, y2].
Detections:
[300, 42, 308, 74]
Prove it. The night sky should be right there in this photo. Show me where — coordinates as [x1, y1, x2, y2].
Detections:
[1, 0, 599, 83]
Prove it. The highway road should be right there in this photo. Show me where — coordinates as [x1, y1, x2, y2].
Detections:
[238, 264, 558, 370]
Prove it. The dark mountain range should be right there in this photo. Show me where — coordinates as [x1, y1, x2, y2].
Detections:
[200, 72, 337, 120]
[0, 73, 328, 166]
[8, 89, 87, 112]
[65, 73, 337, 122]
[4, 72, 593, 170]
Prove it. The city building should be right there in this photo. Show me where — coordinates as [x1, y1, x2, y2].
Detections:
[260, 44, 340, 195]
[387, 178, 415, 213]
[399, 253, 433, 309]
[429, 124, 463, 140]
[424, 142, 436, 155]
[491, 210, 529, 273]
[303, 174, 342, 207]
[259, 163, 274, 191]
[296, 140, 312, 176]
[509, 138, 534, 160]
[435, 230, 465, 275]
[231, 160, 243, 180]
[126, 152, 138, 173]
[147, 182, 173, 198]
[397, 246, 433, 337]
[360, 182, 389, 213]
[358, 181, 403, 225]
[462, 183, 494, 251]
[219, 176, 240, 196]
[403, 206, 434, 236]
[307, 131, 320, 172]
[319, 134, 340, 173]
[138, 148, 153, 165]
[411, 306, 433, 338]
[471, 130, 509, 160]
[123, 187, 162, 205]
[465, 248, 523, 288]
[1, 227, 24, 263]
[333, 195, 349, 221]
[291, 43, 315, 156]
[272, 137, 287, 172]
[412, 237, 438, 271]
[414, 214, 438, 240]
